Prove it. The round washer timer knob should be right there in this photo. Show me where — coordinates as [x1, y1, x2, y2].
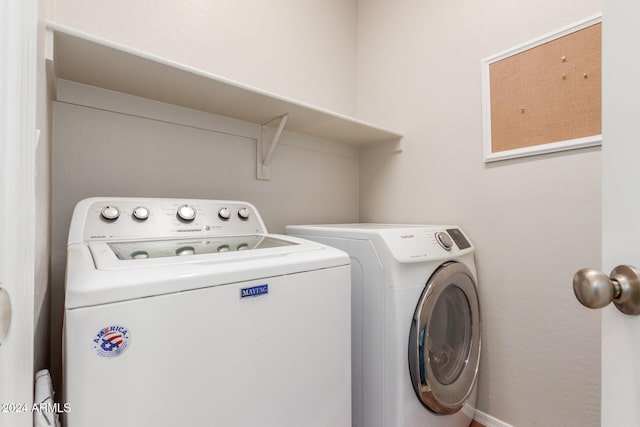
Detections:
[177, 204, 196, 222]
[218, 207, 231, 220]
[101, 205, 120, 221]
[238, 207, 250, 220]
[132, 206, 150, 221]
[435, 231, 453, 251]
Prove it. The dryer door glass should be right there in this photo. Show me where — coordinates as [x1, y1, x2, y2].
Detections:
[408, 262, 481, 415]
[428, 285, 472, 385]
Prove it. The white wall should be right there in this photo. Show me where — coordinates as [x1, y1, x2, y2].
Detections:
[52, 0, 358, 116]
[357, 0, 601, 426]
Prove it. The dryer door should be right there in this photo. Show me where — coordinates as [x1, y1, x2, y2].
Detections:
[408, 261, 481, 415]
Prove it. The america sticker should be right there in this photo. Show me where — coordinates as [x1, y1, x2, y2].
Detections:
[92, 325, 130, 358]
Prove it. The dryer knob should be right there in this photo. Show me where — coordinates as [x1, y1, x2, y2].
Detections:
[435, 231, 453, 251]
[101, 205, 120, 221]
[177, 204, 196, 222]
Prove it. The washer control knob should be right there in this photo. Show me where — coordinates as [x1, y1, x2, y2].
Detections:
[101, 205, 120, 221]
[218, 207, 231, 220]
[435, 231, 453, 251]
[177, 204, 196, 222]
[238, 207, 250, 220]
[131, 251, 149, 259]
[132, 206, 150, 221]
[176, 246, 195, 256]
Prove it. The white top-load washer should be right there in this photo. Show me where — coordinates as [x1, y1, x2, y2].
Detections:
[286, 224, 481, 427]
[64, 198, 351, 427]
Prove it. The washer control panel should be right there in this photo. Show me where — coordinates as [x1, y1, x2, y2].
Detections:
[76, 198, 266, 242]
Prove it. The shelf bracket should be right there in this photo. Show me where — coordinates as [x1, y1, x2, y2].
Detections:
[257, 113, 289, 180]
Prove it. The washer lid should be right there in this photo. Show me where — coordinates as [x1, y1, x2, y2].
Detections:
[408, 262, 481, 415]
[65, 233, 349, 309]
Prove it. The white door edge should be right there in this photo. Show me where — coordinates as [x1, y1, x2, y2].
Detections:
[0, 0, 38, 424]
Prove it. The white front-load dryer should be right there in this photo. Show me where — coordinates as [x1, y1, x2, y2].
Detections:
[286, 224, 481, 427]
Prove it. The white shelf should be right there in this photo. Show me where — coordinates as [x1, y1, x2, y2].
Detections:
[47, 22, 402, 146]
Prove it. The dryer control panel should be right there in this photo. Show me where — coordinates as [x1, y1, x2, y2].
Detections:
[69, 198, 267, 243]
[378, 226, 474, 263]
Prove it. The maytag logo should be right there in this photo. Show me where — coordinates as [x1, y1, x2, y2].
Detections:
[240, 284, 269, 299]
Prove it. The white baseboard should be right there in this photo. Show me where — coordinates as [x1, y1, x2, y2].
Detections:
[474, 409, 514, 427]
